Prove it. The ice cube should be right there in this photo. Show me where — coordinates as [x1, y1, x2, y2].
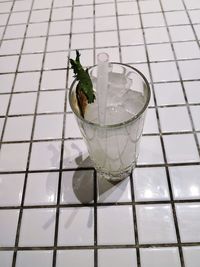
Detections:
[122, 90, 144, 115]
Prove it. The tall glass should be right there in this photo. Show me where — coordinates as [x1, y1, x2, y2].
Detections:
[69, 63, 151, 182]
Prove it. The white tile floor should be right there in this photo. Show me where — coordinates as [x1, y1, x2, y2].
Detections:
[0, 0, 200, 266]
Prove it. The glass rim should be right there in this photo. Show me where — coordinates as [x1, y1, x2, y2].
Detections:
[69, 62, 151, 129]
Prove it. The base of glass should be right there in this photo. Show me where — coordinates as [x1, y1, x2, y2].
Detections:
[95, 164, 135, 182]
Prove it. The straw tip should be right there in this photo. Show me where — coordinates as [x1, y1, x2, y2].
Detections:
[97, 52, 109, 63]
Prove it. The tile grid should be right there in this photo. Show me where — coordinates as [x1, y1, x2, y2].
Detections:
[0, 0, 200, 267]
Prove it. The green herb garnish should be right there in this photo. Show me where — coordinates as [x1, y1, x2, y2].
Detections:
[70, 50, 95, 106]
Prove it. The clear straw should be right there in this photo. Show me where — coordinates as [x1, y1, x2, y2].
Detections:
[96, 52, 109, 125]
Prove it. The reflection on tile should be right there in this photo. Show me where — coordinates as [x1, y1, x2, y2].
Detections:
[58, 207, 94, 246]
[24, 172, 59, 205]
[133, 167, 169, 201]
[183, 246, 200, 267]
[0, 251, 13, 267]
[140, 247, 181, 267]
[0, 209, 19, 246]
[98, 249, 137, 267]
[56, 250, 94, 267]
[0, 143, 30, 171]
[29, 141, 61, 170]
[176, 203, 200, 242]
[98, 205, 135, 245]
[98, 175, 131, 203]
[136, 204, 177, 244]
[60, 170, 94, 204]
[16, 251, 53, 267]
[0, 174, 24, 206]
[169, 165, 200, 200]
[19, 208, 56, 246]
[163, 134, 199, 163]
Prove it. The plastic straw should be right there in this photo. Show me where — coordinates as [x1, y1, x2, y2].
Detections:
[96, 52, 109, 125]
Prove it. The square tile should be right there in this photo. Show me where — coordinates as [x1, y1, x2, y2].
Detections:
[178, 60, 200, 80]
[144, 27, 169, 44]
[19, 208, 56, 246]
[169, 165, 200, 200]
[98, 176, 132, 203]
[0, 39, 23, 55]
[44, 51, 68, 70]
[190, 106, 200, 130]
[19, 54, 43, 71]
[3, 116, 34, 141]
[47, 35, 70, 51]
[71, 33, 93, 50]
[95, 17, 117, 32]
[49, 21, 71, 35]
[95, 3, 115, 17]
[13, 0, 32, 12]
[53, 0, 72, 7]
[8, 11, 29, 25]
[154, 82, 185, 106]
[0, 2, 12, 13]
[23, 37, 46, 53]
[37, 90, 65, 113]
[194, 25, 200, 39]
[136, 204, 177, 244]
[98, 205, 135, 245]
[4, 25, 26, 39]
[0, 13, 9, 26]
[169, 25, 195, 42]
[147, 43, 174, 62]
[140, 248, 181, 267]
[34, 114, 63, 140]
[58, 207, 94, 245]
[96, 31, 118, 48]
[74, 5, 93, 18]
[72, 18, 93, 33]
[63, 140, 91, 169]
[29, 141, 61, 170]
[174, 41, 200, 60]
[0, 209, 19, 246]
[60, 170, 94, 204]
[14, 72, 40, 92]
[0, 55, 19, 73]
[117, 2, 138, 15]
[65, 113, 81, 138]
[16, 251, 53, 267]
[0, 143, 30, 171]
[51, 7, 72, 21]
[165, 11, 189, 25]
[139, 0, 161, 13]
[33, 0, 52, 9]
[151, 62, 179, 82]
[0, 173, 25, 206]
[133, 167, 170, 201]
[118, 14, 141, 29]
[9, 92, 37, 115]
[184, 81, 200, 104]
[137, 136, 164, 165]
[24, 172, 59, 205]
[161, 0, 184, 11]
[184, 0, 200, 9]
[120, 29, 144, 46]
[143, 108, 159, 134]
[121, 46, 146, 63]
[159, 106, 192, 133]
[41, 70, 66, 90]
[0, 118, 4, 136]
[163, 134, 199, 163]
[0, 251, 13, 267]
[142, 13, 165, 28]
[56, 250, 94, 267]
[176, 203, 200, 242]
[30, 9, 50, 23]
[0, 94, 10, 116]
[183, 247, 200, 267]
[27, 23, 48, 37]
[98, 249, 137, 267]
